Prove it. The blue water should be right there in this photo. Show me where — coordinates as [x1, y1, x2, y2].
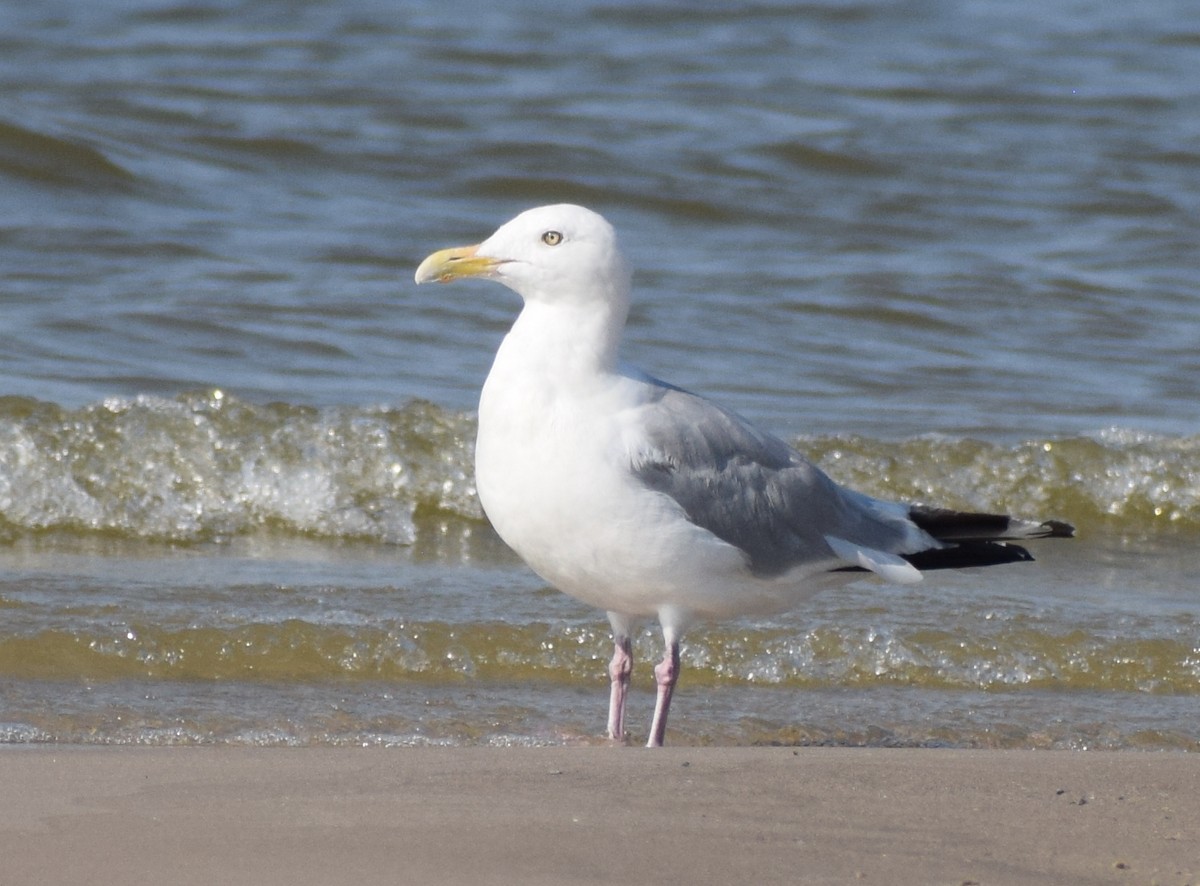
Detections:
[0, 0, 1197, 747]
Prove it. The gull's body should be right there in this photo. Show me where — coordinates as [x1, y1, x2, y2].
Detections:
[416, 204, 1072, 747]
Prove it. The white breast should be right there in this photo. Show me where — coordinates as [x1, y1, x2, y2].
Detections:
[475, 330, 750, 617]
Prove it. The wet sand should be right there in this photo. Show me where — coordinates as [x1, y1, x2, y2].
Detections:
[2, 746, 1196, 885]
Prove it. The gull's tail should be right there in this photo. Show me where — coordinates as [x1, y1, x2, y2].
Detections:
[902, 506, 1075, 571]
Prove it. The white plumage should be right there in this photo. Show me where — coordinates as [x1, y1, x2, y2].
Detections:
[415, 204, 1071, 746]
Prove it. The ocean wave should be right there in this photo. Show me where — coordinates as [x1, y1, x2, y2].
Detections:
[0, 392, 480, 544]
[802, 429, 1200, 534]
[0, 119, 135, 191]
[0, 391, 1195, 544]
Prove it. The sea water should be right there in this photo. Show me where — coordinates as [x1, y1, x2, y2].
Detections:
[1, 0, 1197, 747]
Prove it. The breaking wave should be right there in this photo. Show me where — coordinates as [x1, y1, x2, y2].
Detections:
[0, 392, 1195, 544]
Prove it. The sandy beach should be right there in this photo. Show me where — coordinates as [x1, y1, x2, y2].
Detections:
[2, 747, 1195, 886]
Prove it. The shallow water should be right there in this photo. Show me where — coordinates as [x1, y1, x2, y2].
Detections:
[1, 0, 1197, 748]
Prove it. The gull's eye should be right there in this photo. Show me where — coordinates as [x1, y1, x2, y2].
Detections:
[541, 230, 563, 246]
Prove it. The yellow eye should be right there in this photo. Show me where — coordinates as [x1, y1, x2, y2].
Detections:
[541, 230, 563, 246]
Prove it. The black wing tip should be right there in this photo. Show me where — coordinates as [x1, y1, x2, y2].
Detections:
[828, 539, 1037, 576]
[903, 541, 1036, 572]
[907, 506, 1008, 539]
[908, 506, 1076, 541]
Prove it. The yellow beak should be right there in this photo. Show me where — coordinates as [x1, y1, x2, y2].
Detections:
[414, 244, 502, 284]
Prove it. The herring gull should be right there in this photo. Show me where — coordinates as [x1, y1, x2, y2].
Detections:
[415, 204, 1073, 747]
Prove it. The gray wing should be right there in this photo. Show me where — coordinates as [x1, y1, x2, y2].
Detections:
[626, 381, 927, 579]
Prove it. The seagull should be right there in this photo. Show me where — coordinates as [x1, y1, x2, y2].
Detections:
[415, 204, 1073, 747]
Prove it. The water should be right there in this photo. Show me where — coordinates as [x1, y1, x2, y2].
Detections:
[1, 0, 1197, 748]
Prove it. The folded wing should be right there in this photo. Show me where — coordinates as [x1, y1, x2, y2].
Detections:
[627, 382, 1073, 584]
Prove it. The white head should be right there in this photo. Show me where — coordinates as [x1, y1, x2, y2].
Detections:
[414, 204, 632, 314]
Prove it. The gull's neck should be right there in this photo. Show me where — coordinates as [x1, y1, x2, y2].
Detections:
[495, 298, 628, 384]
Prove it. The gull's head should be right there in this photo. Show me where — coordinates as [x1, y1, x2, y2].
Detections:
[414, 204, 632, 310]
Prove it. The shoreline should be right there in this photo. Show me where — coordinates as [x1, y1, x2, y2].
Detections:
[2, 746, 1196, 885]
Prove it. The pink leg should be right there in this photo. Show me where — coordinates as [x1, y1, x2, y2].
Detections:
[606, 634, 633, 741]
[646, 638, 680, 748]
